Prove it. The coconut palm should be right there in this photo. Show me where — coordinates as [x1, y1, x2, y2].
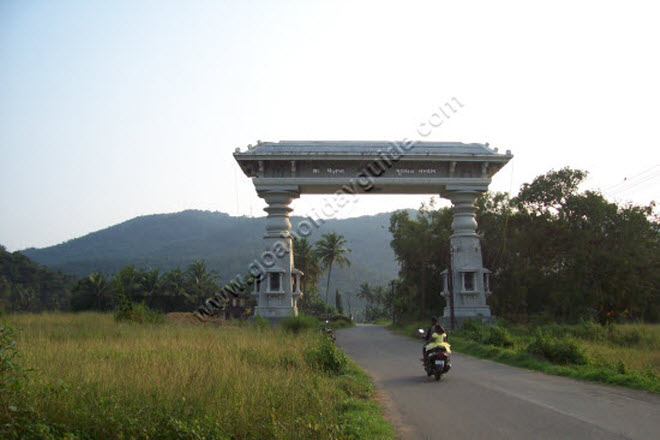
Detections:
[159, 268, 193, 310]
[185, 260, 218, 302]
[113, 265, 141, 303]
[314, 232, 351, 305]
[71, 271, 114, 311]
[139, 268, 162, 306]
[88, 271, 114, 310]
[293, 237, 322, 293]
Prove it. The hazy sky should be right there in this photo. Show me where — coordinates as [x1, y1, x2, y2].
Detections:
[1, 0, 659, 251]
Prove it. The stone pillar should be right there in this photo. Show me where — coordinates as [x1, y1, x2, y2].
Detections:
[441, 189, 495, 327]
[253, 186, 301, 320]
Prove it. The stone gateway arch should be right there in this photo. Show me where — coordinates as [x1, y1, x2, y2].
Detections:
[233, 141, 512, 326]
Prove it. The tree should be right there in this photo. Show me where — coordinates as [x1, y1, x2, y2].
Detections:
[335, 289, 344, 315]
[12, 284, 33, 311]
[515, 167, 588, 216]
[389, 203, 451, 320]
[387, 167, 659, 324]
[89, 272, 113, 309]
[159, 267, 192, 311]
[0, 276, 11, 313]
[314, 232, 351, 305]
[185, 260, 219, 303]
[482, 168, 660, 323]
[357, 282, 387, 321]
[0, 245, 75, 312]
[344, 290, 353, 318]
[293, 237, 325, 314]
[71, 272, 115, 311]
[139, 268, 162, 305]
[113, 265, 142, 304]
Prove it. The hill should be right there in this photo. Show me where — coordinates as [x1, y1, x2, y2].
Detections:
[20, 210, 406, 295]
[0, 245, 75, 312]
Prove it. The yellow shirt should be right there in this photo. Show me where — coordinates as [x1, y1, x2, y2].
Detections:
[425, 332, 451, 354]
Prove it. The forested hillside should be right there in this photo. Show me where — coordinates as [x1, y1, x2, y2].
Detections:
[20, 211, 400, 295]
[0, 245, 75, 312]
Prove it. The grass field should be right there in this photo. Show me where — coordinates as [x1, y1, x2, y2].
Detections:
[393, 320, 660, 393]
[1, 313, 393, 439]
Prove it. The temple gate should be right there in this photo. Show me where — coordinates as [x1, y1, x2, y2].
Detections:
[233, 141, 512, 326]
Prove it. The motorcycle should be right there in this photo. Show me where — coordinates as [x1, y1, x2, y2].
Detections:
[418, 329, 451, 381]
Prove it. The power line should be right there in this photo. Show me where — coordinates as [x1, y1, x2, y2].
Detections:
[607, 171, 660, 197]
[602, 164, 659, 194]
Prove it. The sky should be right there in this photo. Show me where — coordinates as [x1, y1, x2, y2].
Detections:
[1, 0, 659, 252]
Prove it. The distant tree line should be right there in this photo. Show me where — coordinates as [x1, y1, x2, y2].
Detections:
[0, 229, 356, 318]
[69, 261, 253, 314]
[388, 168, 660, 324]
[0, 249, 254, 315]
[0, 246, 75, 312]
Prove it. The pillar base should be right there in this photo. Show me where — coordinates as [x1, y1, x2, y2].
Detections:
[441, 315, 497, 329]
[444, 305, 492, 318]
[253, 306, 298, 320]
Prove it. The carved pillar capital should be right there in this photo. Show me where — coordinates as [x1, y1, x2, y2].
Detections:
[445, 190, 479, 238]
[257, 187, 300, 238]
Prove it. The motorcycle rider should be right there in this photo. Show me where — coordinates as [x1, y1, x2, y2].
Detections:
[425, 324, 451, 354]
[422, 317, 449, 360]
[424, 316, 440, 343]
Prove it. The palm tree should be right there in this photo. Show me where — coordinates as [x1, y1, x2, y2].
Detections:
[139, 268, 162, 306]
[162, 267, 192, 310]
[82, 271, 114, 310]
[185, 260, 218, 302]
[113, 265, 141, 304]
[293, 237, 322, 294]
[314, 232, 351, 306]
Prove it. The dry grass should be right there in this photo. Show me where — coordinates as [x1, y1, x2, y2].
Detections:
[6, 312, 392, 439]
[581, 323, 660, 375]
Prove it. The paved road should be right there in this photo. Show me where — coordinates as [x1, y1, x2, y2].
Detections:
[336, 325, 660, 440]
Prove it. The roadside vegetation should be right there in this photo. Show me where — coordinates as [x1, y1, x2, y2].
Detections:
[357, 168, 659, 326]
[393, 319, 659, 393]
[380, 168, 658, 393]
[1, 313, 392, 439]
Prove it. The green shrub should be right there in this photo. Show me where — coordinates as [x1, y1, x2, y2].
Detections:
[305, 336, 348, 375]
[329, 315, 354, 329]
[484, 326, 514, 348]
[280, 315, 319, 334]
[616, 360, 627, 375]
[114, 301, 164, 324]
[572, 320, 608, 341]
[251, 313, 269, 330]
[1, 322, 25, 399]
[459, 318, 488, 342]
[607, 325, 652, 347]
[541, 322, 569, 338]
[1, 322, 52, 439]
[461, 318, 481, 333]
[527, 331, 588, 365]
